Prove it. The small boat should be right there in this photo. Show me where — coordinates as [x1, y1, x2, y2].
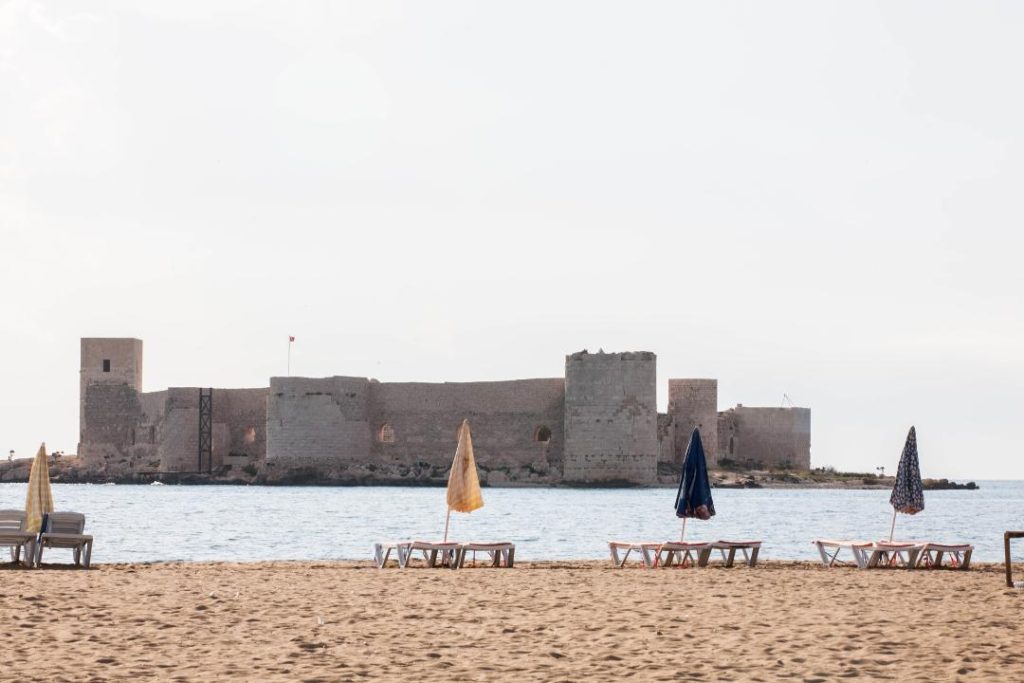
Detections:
[150, 481, 165, 486]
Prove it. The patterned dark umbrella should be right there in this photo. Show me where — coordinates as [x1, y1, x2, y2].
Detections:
[675, 428, 715, 540]
[888, 425, 924, 540]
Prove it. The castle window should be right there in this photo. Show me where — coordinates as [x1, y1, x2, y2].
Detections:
[534, 425, 552, 443]
[102, 359, 111, 372]
[729, 436, 735, 455]
[378, 423, 395, 444]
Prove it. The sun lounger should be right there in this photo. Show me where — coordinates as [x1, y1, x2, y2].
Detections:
[654, 541, 713, 568]
[913, 542, 973, 570]
[866, 541, 920, 568]
[373, 541, 409, 568]
[35, 512, 93, 569]
[457, 542, 515, 568]
[704, 540, 762, 567]
[404, 541, 461, 568]
[608, 541, 661, 568]
[374, 541, 462, 569]
[813, 539, 875, 569]
[0, 509, 37, 568]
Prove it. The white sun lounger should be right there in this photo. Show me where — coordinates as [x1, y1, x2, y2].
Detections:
[373, 541, 409, 568]
[373, 541, 461, 569]
[913, 542, 973, 570]
[457, 542, 515, 568]
[866, 541, 921, 568]
[813, 539, 875, 569]
[0, 509, 37, 568]
[705, 540, 762, 567]
[608, 541, 661, 568]
[654, 541, 713, 568]
[404, 541, 461, 568]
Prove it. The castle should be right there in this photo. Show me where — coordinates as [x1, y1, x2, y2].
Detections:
[78, 338, 811, 485]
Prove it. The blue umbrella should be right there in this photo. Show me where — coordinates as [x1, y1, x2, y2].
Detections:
[888, 425, 924, 541]
[675, 428, 715, 540]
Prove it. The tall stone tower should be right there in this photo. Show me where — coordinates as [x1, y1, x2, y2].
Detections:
[668, 379, 719, 467]
[562, 350, 658, 484]
[79, 338, 143, 465]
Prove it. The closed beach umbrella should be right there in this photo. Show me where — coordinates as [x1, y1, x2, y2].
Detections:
[443, 419, 483, 540]
[25, 443, 54, 534]
[888, 425, 924, 541]
[675, 428, 715, 540]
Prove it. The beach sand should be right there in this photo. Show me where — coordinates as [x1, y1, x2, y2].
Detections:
[2, 560, 1022, 681]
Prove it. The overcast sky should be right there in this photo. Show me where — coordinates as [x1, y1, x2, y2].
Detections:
[2, 1, 1022, 479]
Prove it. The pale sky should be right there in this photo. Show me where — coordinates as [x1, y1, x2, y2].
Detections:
[2, 1, 1022, 479]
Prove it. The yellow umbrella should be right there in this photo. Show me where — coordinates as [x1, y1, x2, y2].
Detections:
[443, 419, 483, 541]
[25, 443, 54, 534]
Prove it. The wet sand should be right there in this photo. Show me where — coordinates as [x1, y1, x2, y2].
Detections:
[2, 560, 1022, 681]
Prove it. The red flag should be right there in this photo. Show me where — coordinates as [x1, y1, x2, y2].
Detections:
[288, 336, 295, 342]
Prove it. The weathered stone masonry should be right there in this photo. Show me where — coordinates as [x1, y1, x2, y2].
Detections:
[78, 338, 811, 485]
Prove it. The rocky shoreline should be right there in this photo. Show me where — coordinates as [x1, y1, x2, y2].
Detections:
[0, 456, 980, 490]
[707, 470, 980, 490]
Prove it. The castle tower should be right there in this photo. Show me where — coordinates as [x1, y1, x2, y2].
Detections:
[562, 350, 658, 484]
[667, 379, 718, 467]
[79, 338, 143, 464]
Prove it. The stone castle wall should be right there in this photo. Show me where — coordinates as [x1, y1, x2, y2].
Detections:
[78, 338, 812, 484]
[159, 387, 268, 474]
[369, 379, 564, 482]
[266, 376, 373, 478]
[718, 406, 811, 469]
[562, 351, 658, 485]
[265, 376, 564, 484]
[78, 338, 144, 468]
[667, 379, 719, 467]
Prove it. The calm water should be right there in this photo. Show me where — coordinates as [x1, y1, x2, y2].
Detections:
[2, 482, 1023, 564]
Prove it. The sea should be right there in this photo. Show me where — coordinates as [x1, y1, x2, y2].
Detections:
[2, 482, 1023, 565]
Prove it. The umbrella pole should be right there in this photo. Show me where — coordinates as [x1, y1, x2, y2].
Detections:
[681, 517, 687, 542]
[443, 508, 451, 542]
[888, 508, 897, 542]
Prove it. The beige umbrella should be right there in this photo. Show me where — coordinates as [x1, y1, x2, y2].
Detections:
[443, 419, 483, 541]
[25, 443, 54, 533]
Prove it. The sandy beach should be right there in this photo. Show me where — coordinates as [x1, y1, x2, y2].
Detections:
[2, 560, 1022, 682]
